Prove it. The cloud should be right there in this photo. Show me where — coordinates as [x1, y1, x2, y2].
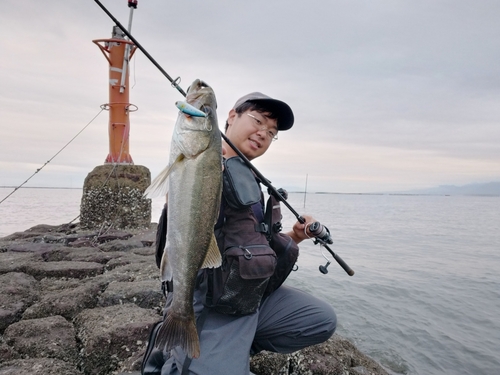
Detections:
[1, 0, 499, 192]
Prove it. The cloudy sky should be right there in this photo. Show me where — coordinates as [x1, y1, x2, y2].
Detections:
[1, 0, 499, 193]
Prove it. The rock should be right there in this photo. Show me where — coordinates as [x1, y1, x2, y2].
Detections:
[131, 247, 155, 257]
[0, 232, 43, 242]
[0, 272, 39, 332]
[249, 335, 389, 375]
[80, 165, 152, 230]
[3, 315, 78, 364]
[3, 242, 66, 254]
[0, 252, 34, 274]
[0, 339, 19, 362]
[64, 232, 100, 247]
[129, 224, 157, 247]
[104, 252, 152, 271]
[250, 351, 289, 374]
[0, 358, 83, 375]
[74, 303, 159, 375]
[97, 230, 134, 243]
[43, 246, 125, 264]
[98, 280, 163, 310]
[22, 281, 102, 320]
[26, 223, 79, 234]
[99, 239, 144, 252]
[105, 260, 159, 282]
[0, 224, 391, 375]
[22, 260, 104, 280]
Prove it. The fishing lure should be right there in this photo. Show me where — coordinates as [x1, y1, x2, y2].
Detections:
[175, 101, 207, 117]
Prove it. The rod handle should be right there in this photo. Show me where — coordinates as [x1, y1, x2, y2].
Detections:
[333, 252, 355, 276]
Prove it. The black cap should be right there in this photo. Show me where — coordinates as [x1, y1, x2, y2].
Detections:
[233, 92, 294, 131]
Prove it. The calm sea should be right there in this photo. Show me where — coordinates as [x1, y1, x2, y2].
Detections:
[1, 187, 499, 375]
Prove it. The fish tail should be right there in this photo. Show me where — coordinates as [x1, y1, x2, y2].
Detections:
[154, 312, 200, 359]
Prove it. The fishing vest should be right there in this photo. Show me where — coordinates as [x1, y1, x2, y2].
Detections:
[155, 156, 299, 316]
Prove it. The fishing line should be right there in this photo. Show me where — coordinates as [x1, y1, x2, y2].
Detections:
[66, 128, 128, 231]
[66, 162, 120, 235]
[0, 108, 105, 206]
[67, 120, 140, 236]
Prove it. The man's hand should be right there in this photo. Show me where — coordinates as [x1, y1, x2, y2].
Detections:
[286, 214, 316, 244]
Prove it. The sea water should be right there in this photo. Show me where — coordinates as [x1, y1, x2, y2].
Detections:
[1, 187, 499, 375]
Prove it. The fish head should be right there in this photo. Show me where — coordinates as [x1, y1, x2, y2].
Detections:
[186, 79, 217, 115]
[174, 79, 221, 158]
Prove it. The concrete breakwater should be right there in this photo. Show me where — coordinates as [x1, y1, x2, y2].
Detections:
[0, 223, 389, 375]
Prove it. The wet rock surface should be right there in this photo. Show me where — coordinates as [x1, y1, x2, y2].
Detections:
[0, 223, 389, 375]
[80, 165, 152, 230]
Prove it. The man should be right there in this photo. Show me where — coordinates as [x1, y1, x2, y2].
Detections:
[150, 93, 336, 375]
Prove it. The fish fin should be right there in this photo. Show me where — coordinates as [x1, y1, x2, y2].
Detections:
[144, 154, 185, 199]
[155, 312, 200, 359]
[201, 234, 222, 269]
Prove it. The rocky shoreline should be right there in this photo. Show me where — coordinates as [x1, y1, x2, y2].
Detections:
[0, 223, 389, 375]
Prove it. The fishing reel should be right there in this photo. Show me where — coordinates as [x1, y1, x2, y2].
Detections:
[306, 222, 335, 275]
[308, 221, 333, 245]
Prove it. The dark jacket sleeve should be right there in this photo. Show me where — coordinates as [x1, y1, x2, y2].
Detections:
[155, 203, 168, 269]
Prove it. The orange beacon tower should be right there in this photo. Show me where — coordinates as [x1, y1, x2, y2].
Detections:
[93, 1, 138, 164]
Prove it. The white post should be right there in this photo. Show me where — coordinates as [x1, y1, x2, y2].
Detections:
[303, 174, 308, 208]
[119, 5, 136, 93]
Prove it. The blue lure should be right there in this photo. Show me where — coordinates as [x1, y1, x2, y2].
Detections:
[175, 101, 207, 117]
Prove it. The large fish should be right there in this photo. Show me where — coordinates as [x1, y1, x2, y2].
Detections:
[144, 79, 222, 358]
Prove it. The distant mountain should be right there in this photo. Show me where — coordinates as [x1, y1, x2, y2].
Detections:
[272, 182, 500, 196]
[399, 181, 500, 196]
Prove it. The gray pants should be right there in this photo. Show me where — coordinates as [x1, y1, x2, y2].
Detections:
[161, 285, 336, 375]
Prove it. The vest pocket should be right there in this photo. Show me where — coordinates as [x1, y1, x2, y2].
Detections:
[210, 245, 277, 315]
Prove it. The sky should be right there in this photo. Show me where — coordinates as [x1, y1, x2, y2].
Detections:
[1, 0, 499, 194]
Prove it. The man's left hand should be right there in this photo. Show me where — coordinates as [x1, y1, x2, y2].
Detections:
[287, 214, 316, 244]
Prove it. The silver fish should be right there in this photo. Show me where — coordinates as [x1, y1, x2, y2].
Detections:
[145, 79, 222, 358]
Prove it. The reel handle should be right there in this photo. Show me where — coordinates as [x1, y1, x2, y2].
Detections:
[319, 261, 331, 274]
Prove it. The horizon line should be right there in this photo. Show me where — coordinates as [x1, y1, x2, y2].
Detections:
[1, 186, 498, 197]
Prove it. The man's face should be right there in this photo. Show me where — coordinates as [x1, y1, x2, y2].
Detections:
[225, 109, 278, 160]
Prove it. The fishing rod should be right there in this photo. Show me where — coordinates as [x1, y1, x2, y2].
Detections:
[93, 0, 354, 277]
[93, 0, 186, 97]
[224, 136, 354, 276]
